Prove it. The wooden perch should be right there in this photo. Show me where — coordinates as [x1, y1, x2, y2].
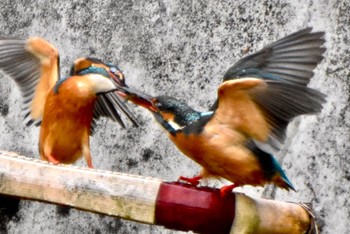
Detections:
[0, 150, 317, 234]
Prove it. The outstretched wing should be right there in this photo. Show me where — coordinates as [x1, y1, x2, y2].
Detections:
[209, 28, 326, 148]
[209, 78, 325, 145]
[222, 27, 325, 85]
[0, 37, 59, 125]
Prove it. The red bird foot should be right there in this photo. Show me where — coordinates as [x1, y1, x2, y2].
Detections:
[47, 155, 60, 165]
[178, 175, 202, 186]
[86, 158, 93, 168]
[220, 184, 237, 197]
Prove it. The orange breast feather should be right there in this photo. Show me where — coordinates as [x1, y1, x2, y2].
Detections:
[39, 77, 96, 164]
[169, 124, 268, 187]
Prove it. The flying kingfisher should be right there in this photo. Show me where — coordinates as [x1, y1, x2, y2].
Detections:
[0, 37, 149, 168]
[121, 28, 327, 194]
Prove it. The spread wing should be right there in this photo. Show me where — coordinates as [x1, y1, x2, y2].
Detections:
[0, 37, 59, 125]
[222, 27, 325, 85]
[209, 28, 326, 148]
[209, 78, 325, 146]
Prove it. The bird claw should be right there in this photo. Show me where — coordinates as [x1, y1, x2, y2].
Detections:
[47, 155, 60, 165]
[86, 158, 93, 168]
[178, 175, 202, 186]
[220, 184, 237, 196]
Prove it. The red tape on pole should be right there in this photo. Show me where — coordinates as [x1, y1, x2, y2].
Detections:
[155, 182, 236, 234]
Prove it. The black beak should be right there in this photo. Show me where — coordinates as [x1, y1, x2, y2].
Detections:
[115, 86, 157, 112]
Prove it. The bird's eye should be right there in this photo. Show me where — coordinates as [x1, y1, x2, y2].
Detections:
[110, 67, 117, 74]
[155, 102, 163, 109]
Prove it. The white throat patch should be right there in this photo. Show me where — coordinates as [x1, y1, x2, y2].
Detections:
[86, 74, 116, 93]
[167, 120, 184, 131]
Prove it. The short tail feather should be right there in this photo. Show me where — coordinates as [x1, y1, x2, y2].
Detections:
[246, 140, 295, 191]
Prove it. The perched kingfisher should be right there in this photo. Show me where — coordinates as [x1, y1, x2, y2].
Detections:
[0, 37, 146, 168]
[122, 28, 327, 193]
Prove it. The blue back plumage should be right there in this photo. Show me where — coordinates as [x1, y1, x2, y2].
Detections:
[270, 155, 295, 191]
[200, 111, 214, 118]
[54, 66, 111, 94]
[76, 66, 110, 78]
[235, 68, 282, 81]
[53, 77, 70, 94]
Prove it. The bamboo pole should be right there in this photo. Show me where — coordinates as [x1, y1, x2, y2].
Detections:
[0, 150, 317, 233]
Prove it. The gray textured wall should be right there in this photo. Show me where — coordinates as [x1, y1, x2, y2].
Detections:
[0, 0, 349, 233]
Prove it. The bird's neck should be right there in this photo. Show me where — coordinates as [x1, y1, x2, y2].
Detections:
[158, 110, 214, 136]
[176, 110, 202, 126]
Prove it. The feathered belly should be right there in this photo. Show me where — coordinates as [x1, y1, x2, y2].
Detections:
[49, 125, 87, 163]
[39, 94, 94, 164]
[170, 131, 267, 187]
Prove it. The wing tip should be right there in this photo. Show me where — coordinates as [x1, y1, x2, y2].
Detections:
[26, 37, 59, 62]
[222, 27, 326, 84]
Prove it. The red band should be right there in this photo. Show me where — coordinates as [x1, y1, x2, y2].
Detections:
[155, 182, 236, 234]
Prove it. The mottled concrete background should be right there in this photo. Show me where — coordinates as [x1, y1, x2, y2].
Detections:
[0, 0, 349, 233]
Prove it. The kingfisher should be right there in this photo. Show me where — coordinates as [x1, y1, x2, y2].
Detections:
[0, 37, 148, 168]
[122, 28, 327, 194]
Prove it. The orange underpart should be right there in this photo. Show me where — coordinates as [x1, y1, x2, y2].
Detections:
[178, 175, 202, 186]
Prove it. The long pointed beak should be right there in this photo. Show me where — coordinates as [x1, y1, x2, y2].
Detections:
[116, 86, 157, 112]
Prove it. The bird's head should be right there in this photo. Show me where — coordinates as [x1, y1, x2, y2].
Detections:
[71, 57, 126, 84]
[151, 96, 201, 128]
[67, 57, 126, 95]
[152, 96, 216, 135]
[120, 92, 207, 134]
[69, 57, 152, 101]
